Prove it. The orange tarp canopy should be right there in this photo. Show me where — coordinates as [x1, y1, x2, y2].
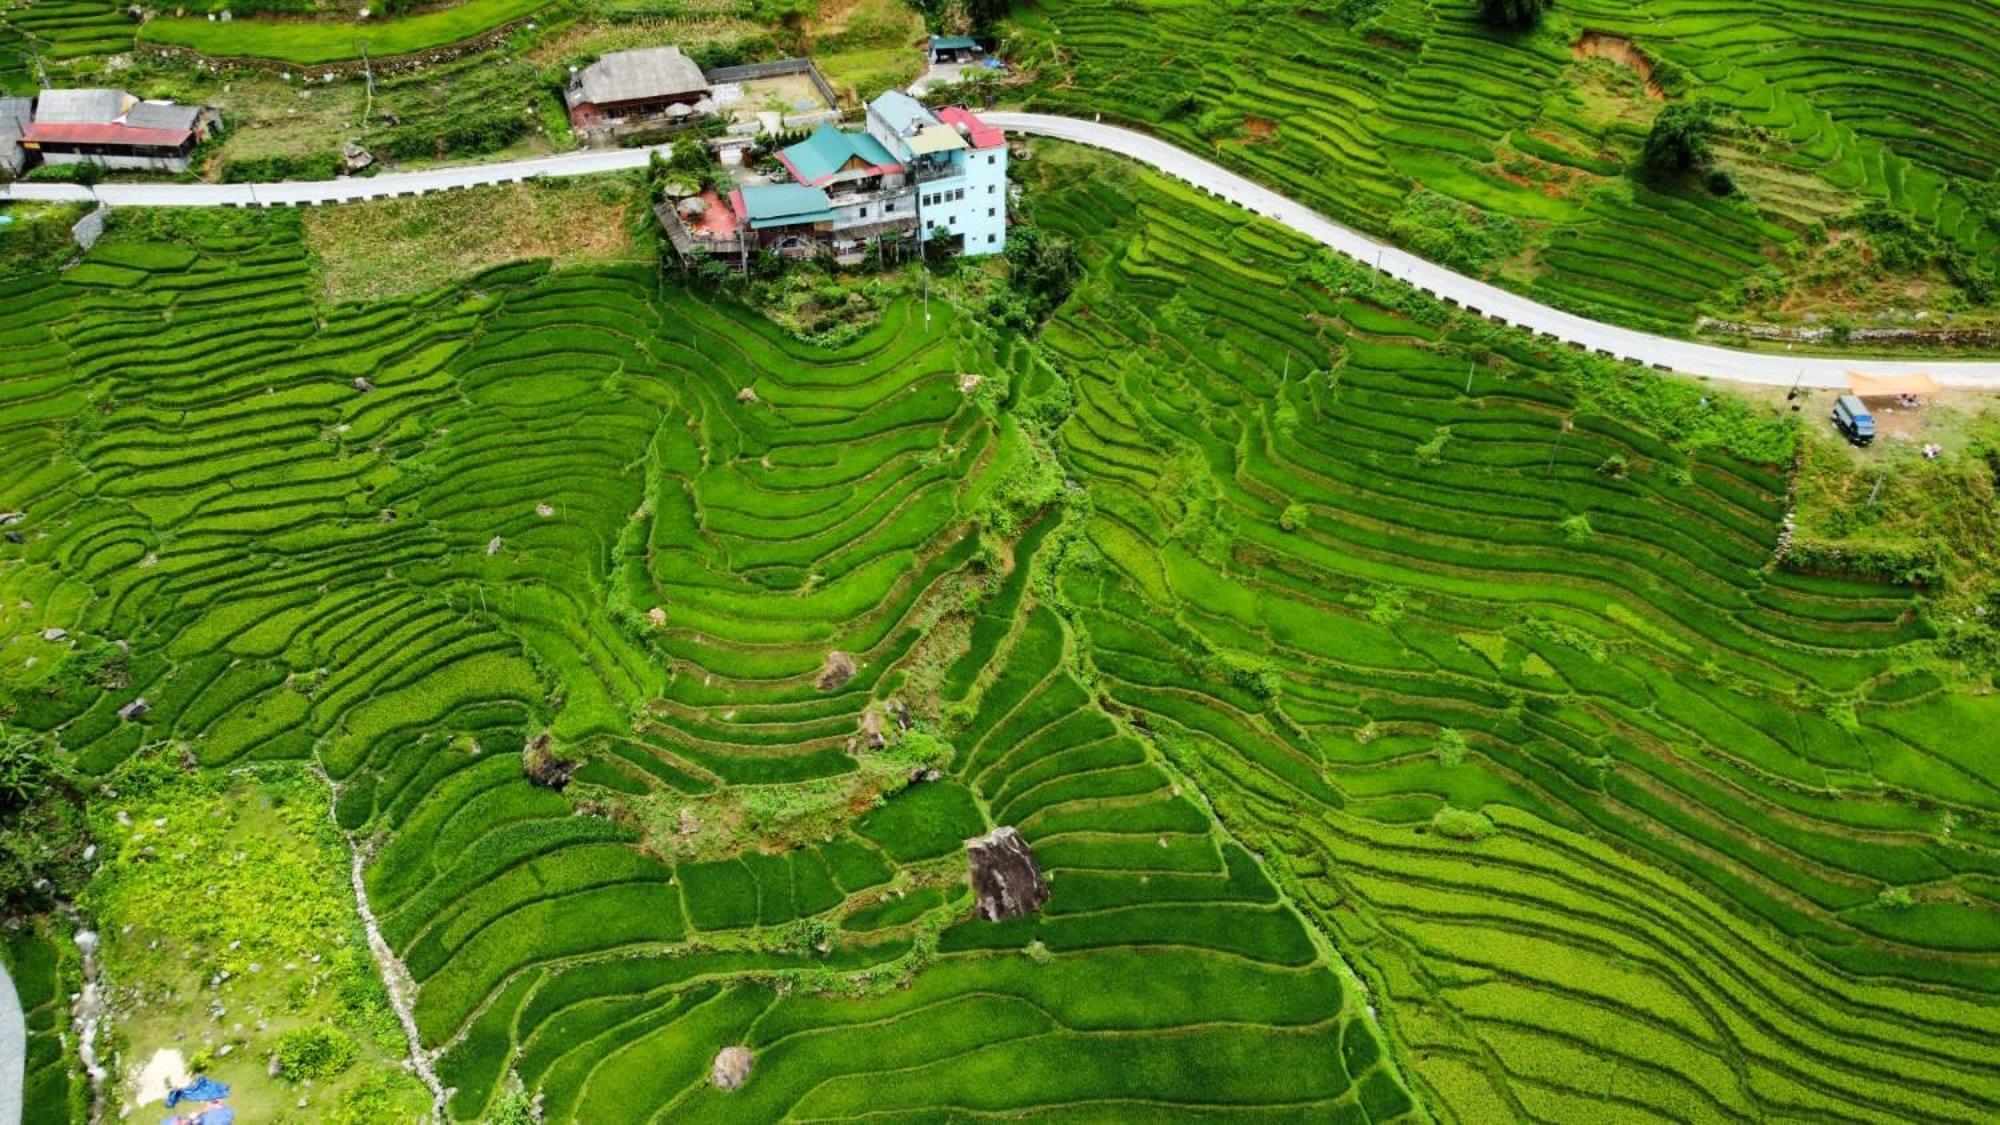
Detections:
[1848, 372, 1940, 398]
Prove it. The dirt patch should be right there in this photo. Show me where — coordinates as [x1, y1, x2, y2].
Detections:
[129, 1048, 189, 1109]
[304, 178, 643, 304]
[1573, 31, 1664, 100]
[1244, 116, 1277, 141]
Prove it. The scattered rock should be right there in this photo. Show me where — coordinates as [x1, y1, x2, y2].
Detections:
[535, 502, 555, 518]
[647, 606, 668, 627]
[378, 509, 396, 522]
[40, 627, 66, 641]
[967, 826, 1051, 922]
[957, 372, 983, 393]
[736, 387, 759, 404]
[710, 1045, 754, 1091]
[268, 1053, 283, 1078]
[814, 651, 857, 692]
[0, 511, 21, 526]
[118, 697, 150, 721]
[3, 531, 21, 545]
[860, 707, 886, 751]
[485, 536, 503, 556]
[887, 699, 912, 731]
[351, 377, 374, 392]
[341, 141, 374, 172]
[522, 733, 578, 790]
[676, 809, 700, 837]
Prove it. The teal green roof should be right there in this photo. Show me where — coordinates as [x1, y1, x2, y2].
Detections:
[778, 123, 902, 186]
[931, 35, 979, 51]
[737, 183, 836, 229]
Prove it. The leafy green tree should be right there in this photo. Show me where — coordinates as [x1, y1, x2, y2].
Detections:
[1643, 100, 1719, 178]
[1004, 227, 1082, 323]
[1478, 0, 1551, 30]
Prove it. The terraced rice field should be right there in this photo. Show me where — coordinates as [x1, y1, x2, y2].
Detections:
[1010, 0, 2000, 335]
[1, 144, 1996, 1119]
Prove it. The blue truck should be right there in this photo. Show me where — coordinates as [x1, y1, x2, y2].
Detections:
[1832, 394, 1876, 446]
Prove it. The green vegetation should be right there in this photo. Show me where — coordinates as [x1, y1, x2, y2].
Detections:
[1012, 0, 2000, 334]
[1477, 0, 1551, 31]
[140, 0, 551, 64]
[3, 125, 1999, 1124]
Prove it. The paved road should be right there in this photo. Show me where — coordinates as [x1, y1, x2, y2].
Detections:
[5, 112, 2000, 389]
[0, 959, 21, 1125]
[0, 143, 668, 208]
[985, 113, 2000, 391]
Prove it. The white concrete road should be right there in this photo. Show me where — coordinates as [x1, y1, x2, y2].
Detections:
[5, 111, 2000, 390]
[985, 113, 2000, 390]
[0, 143, 668, 208]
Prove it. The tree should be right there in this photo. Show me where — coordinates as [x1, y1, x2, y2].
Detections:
[1478, 0, 1551, 30]
[1004, 227, 1082, 323]
[1643, 100, 1719, 178]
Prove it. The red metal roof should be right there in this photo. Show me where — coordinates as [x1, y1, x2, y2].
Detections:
[935, 106, 1004, 150]
[23, 122, 191, 147]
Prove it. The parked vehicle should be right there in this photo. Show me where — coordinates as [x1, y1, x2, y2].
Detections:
[1832, 394, 1876, 446]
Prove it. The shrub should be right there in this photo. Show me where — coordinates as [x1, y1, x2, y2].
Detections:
[1476, 0, 1551, 30]
[1430, 806, 1496, 840]
[1642, 100, 1718, 178]
[275, 1025, 359, 1082]
[1560, 514, 1594, 543]
[1390, 191, 1523, 275]
[1279, 503, 1308, 532]
[1435, 728, 1468, 767]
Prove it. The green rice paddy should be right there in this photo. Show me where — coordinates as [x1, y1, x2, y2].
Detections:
[1, 138, 1996, 1120]
[1010, 0, 2000, 334]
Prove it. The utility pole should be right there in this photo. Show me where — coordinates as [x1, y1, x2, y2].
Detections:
[1868, 473, 1886, 506]
[1464, 362, 1475, 395]
[1545, 420, 1568, 477]
[357, 41, 375, 126]
[32, 49, 49, 90]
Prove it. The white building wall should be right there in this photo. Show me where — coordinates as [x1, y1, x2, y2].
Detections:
[915, 146, 1006, 256]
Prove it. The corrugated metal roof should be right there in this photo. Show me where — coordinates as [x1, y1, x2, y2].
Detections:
[0, 97, 29, 137]
[736, 183, 836, 229]
[34, 88, 132, 125]
[930, 35, 980, 51]
[571, 47, 708, 108]
[868, 90, 936, 138]
[779, 123, 903, 186]
[935, 106, 1005, 150]
[125, 101, 202, 131]
[23, 122, 192, 147]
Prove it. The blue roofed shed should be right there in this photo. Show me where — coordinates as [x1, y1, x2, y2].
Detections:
[732, 183, 837, 230]
[929, 35, 983, 62]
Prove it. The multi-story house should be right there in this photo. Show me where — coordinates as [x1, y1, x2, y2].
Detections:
[724, 93, 1008, 263]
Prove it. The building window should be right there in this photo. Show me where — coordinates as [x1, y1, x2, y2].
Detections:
[988, 208, 995, 217]
[988, 234, 996, 243]
[949, 214, 958, 224]
[860, 206, 868, 217]
[988, 185, 995, 194]
[987, 155, 995, 165]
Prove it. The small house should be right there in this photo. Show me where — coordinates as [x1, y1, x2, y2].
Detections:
[22, 89, 221, 173]
[0, 97, 30, 177]
[731, 183, 838, 257]
[566, 47, 711, 132]
[929, 35, 984, 64]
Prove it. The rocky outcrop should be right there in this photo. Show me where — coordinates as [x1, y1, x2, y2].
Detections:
[966, 827, 1050, 921]
[711, 1045, 754, 1091]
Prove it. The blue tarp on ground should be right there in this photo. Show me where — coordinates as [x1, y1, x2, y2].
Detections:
[164, 1075, 229, 1107]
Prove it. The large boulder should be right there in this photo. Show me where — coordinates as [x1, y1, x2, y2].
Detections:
[710, 1045, 754, 1091]
[966, 826, 1050, 921]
